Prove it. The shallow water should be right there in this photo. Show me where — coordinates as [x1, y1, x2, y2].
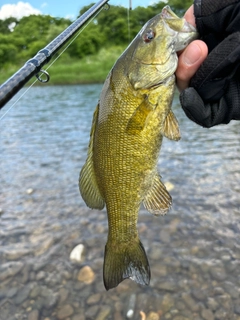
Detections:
[0, 84, 240, 320]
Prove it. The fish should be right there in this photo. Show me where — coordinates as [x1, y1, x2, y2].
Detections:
[79, 6, 197, 290]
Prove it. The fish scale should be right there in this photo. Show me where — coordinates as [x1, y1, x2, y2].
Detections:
[79, 6, 197, 290]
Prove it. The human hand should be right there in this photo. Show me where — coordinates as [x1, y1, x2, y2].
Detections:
[178, 1, 240, 128]
[176, 5, 208, 92]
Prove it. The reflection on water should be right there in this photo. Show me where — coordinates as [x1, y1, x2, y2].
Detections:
[0, 84, 240, 320]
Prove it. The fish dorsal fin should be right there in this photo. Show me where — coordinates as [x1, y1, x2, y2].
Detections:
[143, 173, 172, 215]
[79, 104, 105, 210]
[161, 110, 181, 141]
[126, 97, 153, 134]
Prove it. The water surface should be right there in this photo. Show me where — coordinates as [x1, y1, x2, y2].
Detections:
[0, 85, 240, 320]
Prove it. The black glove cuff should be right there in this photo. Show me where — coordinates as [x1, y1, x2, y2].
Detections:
[194, 0, 240, 38]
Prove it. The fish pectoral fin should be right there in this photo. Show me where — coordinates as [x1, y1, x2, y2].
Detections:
[143, 173, 172, 215]
[103, 238, 150, 290]
[126, 97, 153, 134]
[161, 110, 181, 141]
[79, 104, 105, 210]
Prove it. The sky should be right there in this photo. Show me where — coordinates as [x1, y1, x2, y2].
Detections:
[0, 0, 157, 20]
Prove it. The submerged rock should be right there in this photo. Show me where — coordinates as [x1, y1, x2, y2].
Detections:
[77, 266, 95, 284]
[57, 304, 74, 319]
[0, 261, 23, 281]
[70, 244, 85, 263]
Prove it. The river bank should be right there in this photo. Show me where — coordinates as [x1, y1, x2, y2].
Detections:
[0, 46, 125, 86]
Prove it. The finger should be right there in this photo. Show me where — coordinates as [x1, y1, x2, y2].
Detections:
[176, 40, 208, 92]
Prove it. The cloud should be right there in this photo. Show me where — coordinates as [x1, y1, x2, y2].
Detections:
[0, 1, 41, 20]
[41, 2, 48, 9]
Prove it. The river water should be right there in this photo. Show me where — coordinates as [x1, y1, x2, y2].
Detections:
[0, 84, 240, 320]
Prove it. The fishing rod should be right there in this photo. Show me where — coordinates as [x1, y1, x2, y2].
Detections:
[0, 0, 109, 110]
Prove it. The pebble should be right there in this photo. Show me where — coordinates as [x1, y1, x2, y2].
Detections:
[69, 244, 85, 263]
[96, 305, 111, 320]
[201, 308, 214, 320]
[85, 305, 99, 319]
[28, 310, 39, 320]
[0, 262, 23, 281]
[161, 294, 174, 313]
[210, 266, 227, 281]
[87, 293, 101, 305]
[58, 288, 69, 304]
[224, 281, 239, 299]
[57, 304, 74, 319]
[15, 283, 33, 305]
[26, 188, 34, 194]
[146, 312, 159, 320]
[77, 266, 95, 284]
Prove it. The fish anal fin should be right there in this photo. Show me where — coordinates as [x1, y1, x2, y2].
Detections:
[79, 104, 105, 210]
[161, 110, 181, 141]
[126, 97, 153, 135]
[143, 173, 172, 215]
[103, 238, 150, 290]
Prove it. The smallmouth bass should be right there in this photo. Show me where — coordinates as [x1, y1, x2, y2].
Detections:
[79, 6, 197, 290]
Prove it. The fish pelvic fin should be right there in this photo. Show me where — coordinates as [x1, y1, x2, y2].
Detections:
[103, 238, 150, 290]
[79, 104, 105, 210]
[161, 110, 181, 141]
[143, 173, 172, 215]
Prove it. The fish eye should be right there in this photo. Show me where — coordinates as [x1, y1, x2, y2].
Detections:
[143, 29, 155, 43]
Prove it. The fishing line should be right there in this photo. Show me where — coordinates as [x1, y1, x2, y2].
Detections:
[0, 5, 107, 122]
[127, 0, 132, 42]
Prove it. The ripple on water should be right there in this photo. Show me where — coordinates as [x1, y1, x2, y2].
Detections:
[0, 87, 239, 319]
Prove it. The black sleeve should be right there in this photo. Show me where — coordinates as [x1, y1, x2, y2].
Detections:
[179, 0, 240, 128]
[194, 0, 240, 51]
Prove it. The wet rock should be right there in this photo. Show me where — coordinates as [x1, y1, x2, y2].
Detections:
[87, 293, 101, 305]
[28, 310, 39, 320]
[126, 309, 134, 318]
[15, 283, 34, 305]
[96, 305, 111, 320]
[26, 188, 34, 194]
[57, 304, 74, 319]
[161, 294, 174, 313]
[34, 236, 54, 256]
[77, 265, 95, 284]
[85, 305, 99, 319]
[72, 315, 86, 320]
[207, 297, 219, 311]
[217, 294, 234, 312]
[157, 280, 177, 292]
[214, 308, 228, 320]
[30, 285, 42, 299]
[234, 302, 240, 315]
[223, 281, 239, 299]
[0, 261, 23, 281]
[36, 270, 46, 281]
[69, 244, 85, 263]
[201, 308, 214, 320]
[213, 287, 225, 295]
[210, 266, 227, 281]
[43, 291, 58, 310]
[146, 312, 160, 320]
[182, 293, 199, 312]
[5, 248, 30, 260]
[6, 287, 18, 298]
[159, 230, 170, 243]
[58, 288, 69, 304]
[192, 289, 206, 301]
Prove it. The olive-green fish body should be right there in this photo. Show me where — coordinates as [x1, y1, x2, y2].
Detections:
[79, 6, 197, 290]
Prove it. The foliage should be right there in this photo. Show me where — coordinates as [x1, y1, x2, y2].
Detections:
[0, 1, 191, 70]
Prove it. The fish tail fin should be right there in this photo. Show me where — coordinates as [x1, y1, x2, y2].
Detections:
[103, 238, 150, 290]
